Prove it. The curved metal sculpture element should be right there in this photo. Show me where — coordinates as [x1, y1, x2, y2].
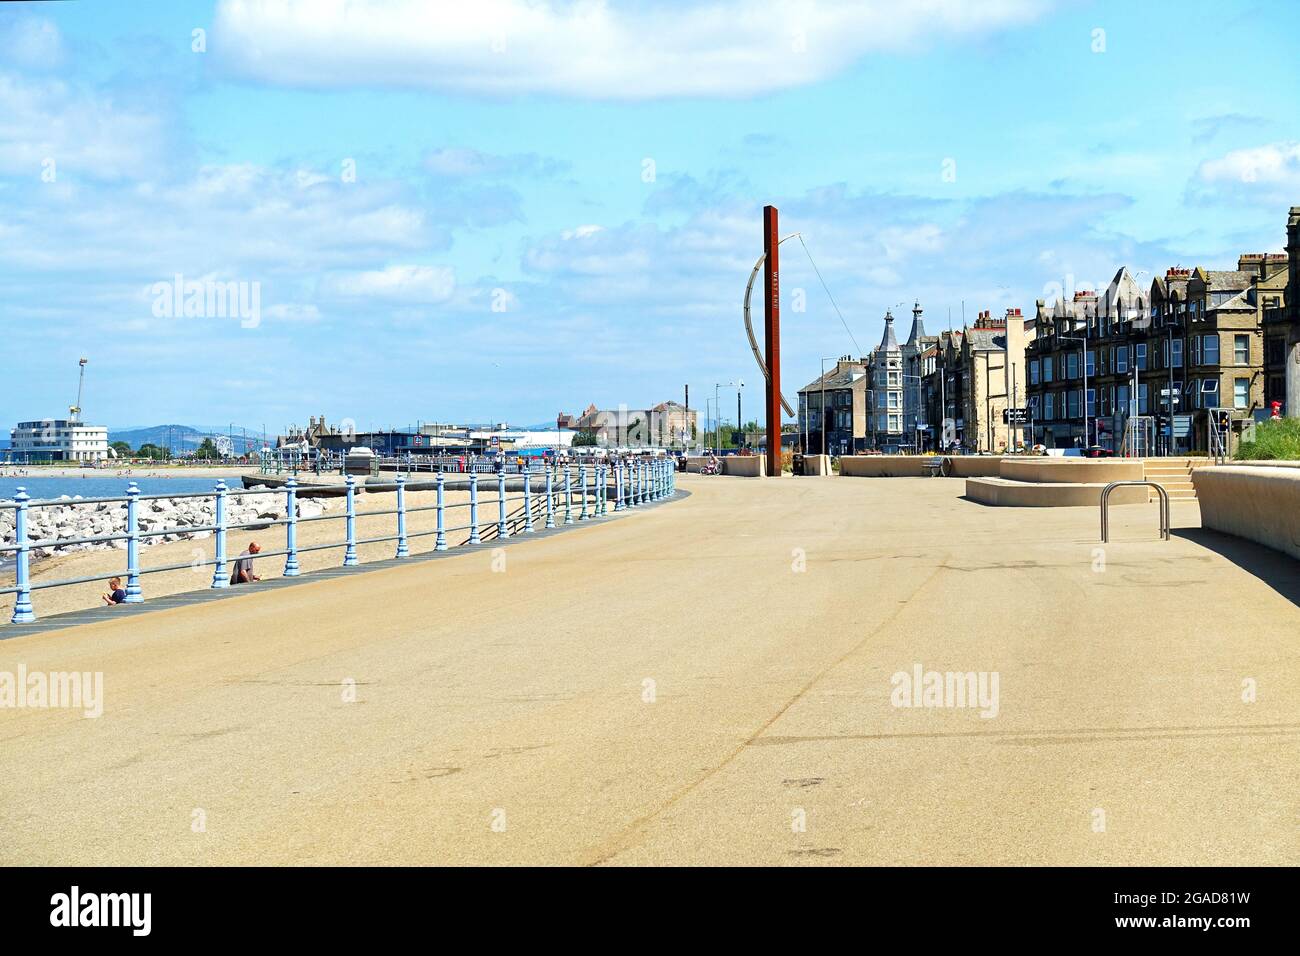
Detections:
[743, 233, 799, 417]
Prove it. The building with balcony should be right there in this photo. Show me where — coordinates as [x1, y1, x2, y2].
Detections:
[8, 419, 110, 463]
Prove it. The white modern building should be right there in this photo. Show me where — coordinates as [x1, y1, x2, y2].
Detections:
[8, 419, 110, 462]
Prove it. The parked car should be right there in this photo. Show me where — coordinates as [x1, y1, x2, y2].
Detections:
[1081, 445, 1115, 458]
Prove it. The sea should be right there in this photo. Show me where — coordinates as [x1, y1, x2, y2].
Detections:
[0, 475, 229, 503]
[2, 475, 236, 573]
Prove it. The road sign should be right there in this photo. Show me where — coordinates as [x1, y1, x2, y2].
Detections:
[1002, 408, 1029, 424]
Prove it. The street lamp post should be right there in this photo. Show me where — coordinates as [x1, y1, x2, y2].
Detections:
[1060, 332, 1089, 448]
[819, 357, 838, 457]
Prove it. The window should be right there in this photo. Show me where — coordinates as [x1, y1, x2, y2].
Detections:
[1085, 350, 1095, 377]
[1029, 359, 1039, 385]
[1138, 384, 1149, 415]
[1029, 395, 1040, 419]
[888, 415, 901, 432]
[1170, 338, 1183, 368]
[1234, 378, 1249, 409]
[1117, 384, 1130, 416]
[1044, 392, 1055, 420]
[875, 392, 887, 409]
[1115, 345, 1128, 374]
[1043, 356, 1054, 382]
[1200, 378, 1219, 409]
[1234, 334, 1249, 364]
[887, 392, 900, 409]
[1266, 337, 1286, 364]
[1086, 388, 1095, 417]
[1134, 342, 1147, 371]
[1201, 334, 1219, 365]
[888, 371, 900, 386]
[1066, 352, 1079, 379]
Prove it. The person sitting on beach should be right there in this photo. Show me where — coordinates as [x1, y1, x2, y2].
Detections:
[102, 577, 127, 606]
[230, 542, 262, 585]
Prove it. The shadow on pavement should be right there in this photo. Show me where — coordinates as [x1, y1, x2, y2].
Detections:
[1174, 527, 1300, 609]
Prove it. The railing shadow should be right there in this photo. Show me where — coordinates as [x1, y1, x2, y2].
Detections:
[1173, 527, 1300, 609]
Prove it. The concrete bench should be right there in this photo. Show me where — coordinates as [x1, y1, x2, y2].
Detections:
[1193, 465, 1300, 561]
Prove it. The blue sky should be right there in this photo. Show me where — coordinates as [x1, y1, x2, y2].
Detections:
[2, 0, 1299, 434]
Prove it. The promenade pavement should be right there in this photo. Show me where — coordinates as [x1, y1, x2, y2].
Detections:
[1, 474, 1296, 865]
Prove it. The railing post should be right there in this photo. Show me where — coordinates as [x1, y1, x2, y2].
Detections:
[614, 461, 624, 511]
[343, 474, 358, 566]
[469, 473, 481, 543]
[597, 464, 606, 515]
[211, 480, 229, 588]
[497, 468, 510, 539]
[524, 466, 535, 532]
[10, 488, 35, 624]
[579, 464, 589, 520]
[545, 467, 556, 529]
[435, 472, 448, 551]
[395, 474, 410, 558]
[284, 475, 301, 576]
[124, 481, 143, 602]
[564, 466, 574, 524]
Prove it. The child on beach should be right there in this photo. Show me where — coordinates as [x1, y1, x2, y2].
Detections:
[102, 577, 127, 606]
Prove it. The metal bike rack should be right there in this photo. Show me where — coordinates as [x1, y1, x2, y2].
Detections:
[1099, 481, 1170, 543]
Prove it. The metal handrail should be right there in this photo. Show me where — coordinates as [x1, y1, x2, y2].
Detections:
[3, 459, 678, 624]
[1099, 480, 1170, 543]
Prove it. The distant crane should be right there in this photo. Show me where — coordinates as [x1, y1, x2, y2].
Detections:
[69, 358, 88, 423]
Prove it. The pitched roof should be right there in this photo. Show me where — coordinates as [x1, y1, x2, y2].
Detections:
[798, 361, 866, 394]
[877, 310, 899, 352]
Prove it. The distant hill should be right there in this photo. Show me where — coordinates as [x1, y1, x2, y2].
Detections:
[109, 425, 265, 454]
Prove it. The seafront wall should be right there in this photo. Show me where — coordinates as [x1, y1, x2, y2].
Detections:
[1193, 465, 1300, 561]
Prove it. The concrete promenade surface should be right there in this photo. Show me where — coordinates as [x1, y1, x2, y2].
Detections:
[1, 475, 1296, 866]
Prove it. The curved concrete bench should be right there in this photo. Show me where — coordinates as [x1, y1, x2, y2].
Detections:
[999, 459, 1144, 484]
[840, 456, 933, 477]
[722, 456, 766, 477]
[1193, 465, 1300, 561]
[947, 456, 1010, 478]
[965, 477, 1147, 507]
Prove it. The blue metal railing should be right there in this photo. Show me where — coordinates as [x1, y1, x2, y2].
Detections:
[2, 459, 678, 625]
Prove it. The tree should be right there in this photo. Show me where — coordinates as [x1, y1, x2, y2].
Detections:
[135, 443, 169, 460]
[110, 441, 132, 457]
[572, 429, 598, 447]
[192, 438, 222, 460]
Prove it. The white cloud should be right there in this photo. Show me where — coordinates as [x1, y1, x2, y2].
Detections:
[1190, 141, 1300, 206]
[424, 146, 565, 179]
[0, 16, 67, 70]
[0, 73, 170, 179]
[213, 0, 1053, 99]
[263, 303, 322, 323]
[321, 265, 457, 302]
[560, 224, 604, 240]
[1197, 142, 1300, 185]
